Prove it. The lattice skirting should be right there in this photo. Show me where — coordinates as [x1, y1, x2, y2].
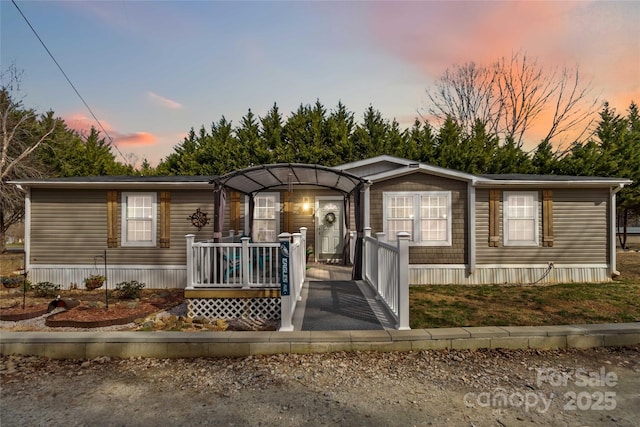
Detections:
[188, 298, 281, 320]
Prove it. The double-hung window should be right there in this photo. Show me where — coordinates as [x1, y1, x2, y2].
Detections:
[121, 192, 157, 247]
[253, 193, 279, 242]
[503, 191, 538, 246]
[383, 191, 452, 246]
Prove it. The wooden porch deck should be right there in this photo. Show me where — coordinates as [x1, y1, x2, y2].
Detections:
[184, 261, 397, 331]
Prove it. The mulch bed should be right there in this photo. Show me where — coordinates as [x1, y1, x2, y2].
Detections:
[0, 304, 49, 321]
[1, 289, 185, 328]
[45, 302, 160, 328]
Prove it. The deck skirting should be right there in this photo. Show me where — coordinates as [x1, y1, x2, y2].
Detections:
[187, 292, 281, 320]
[27, 265, 187, 289]
[409, 265, 610, 285]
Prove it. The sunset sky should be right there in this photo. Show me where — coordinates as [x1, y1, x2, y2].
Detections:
[2, 1, 639, 166]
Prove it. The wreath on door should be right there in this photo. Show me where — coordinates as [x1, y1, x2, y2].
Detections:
[324, 212, 336, 225]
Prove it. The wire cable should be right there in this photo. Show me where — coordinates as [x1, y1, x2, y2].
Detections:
[11, 0, 132, 168]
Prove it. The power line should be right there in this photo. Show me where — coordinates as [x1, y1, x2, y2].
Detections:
[11, 0, 132, 168]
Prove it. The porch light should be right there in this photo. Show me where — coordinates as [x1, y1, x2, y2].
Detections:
[303, 197, 310, 212]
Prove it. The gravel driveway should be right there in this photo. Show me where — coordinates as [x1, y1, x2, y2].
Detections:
[2, 346, 638, 426]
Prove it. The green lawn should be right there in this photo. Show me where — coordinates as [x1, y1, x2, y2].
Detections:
[409, 251, 640, 328]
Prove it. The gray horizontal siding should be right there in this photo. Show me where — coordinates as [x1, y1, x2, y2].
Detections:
[476, 188, 609, 265]
[29, 188, 215, 267]
[30, 189, 109, 264]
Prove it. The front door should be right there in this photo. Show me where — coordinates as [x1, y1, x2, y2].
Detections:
[316, 198, 343, 263]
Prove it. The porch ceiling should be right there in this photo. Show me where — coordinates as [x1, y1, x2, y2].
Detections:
[211, 163, 369, 195]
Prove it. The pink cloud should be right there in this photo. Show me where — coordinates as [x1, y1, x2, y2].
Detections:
[65, 113, 113, 136]
[368, 2, 586, 76]
[115, 132, 156, 146]
[366, 2, 638, 104]
[64, 113, 157, 147]
[147, 91, 183, 110]
[363, 1, 638, 146]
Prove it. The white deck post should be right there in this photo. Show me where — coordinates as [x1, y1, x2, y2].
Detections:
[397, 231, 410, 330]
[375, 232, 386, 296]
[279, 233, 294, 331]
[363, 227, 372, 283]
[300, 227, 307, 283]
[241, 236, 251, 288]
[185, 234, 195, 288]
[292, 232, 302, 301]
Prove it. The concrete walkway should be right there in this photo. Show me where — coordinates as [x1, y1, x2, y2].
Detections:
[1, 323, 638, 359]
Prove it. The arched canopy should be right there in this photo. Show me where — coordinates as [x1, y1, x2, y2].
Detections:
[211, 163, 369, 195]
[210, 163, 368, 279]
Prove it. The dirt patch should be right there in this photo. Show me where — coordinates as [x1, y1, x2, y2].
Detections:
[1, 346, 638, 426]
[0, 251, 24, 276]
[618, 250, 640, 282]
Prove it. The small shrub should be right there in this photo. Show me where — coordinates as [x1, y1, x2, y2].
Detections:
[33, 281, 61, 298]
[114, 280, 145, 299]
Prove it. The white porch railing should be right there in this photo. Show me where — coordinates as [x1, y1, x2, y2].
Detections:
[186, 228, 307, 330]
[363, 228, 410, 330]
[185, 232, 280, 288]
[279, 229, 307, 331]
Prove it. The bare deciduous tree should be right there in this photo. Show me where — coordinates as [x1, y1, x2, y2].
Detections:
[426, 52, 598, 148]
[1, 66, 55, 252]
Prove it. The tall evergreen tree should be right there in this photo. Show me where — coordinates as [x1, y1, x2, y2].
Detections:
[433, 116, 463, 170]
[559, 140, 601, 176]
[384, 119, 408, 159]
[207, 116, 239, 174]
[326, 101, 356, 165]
[237, 109, 270, 166]
[351, 106, 389, 159]
[531, 139, 561, 175]
[489, 137, 533, 174]
[462, 120, 499, 174]
[260, 103, 284, 163]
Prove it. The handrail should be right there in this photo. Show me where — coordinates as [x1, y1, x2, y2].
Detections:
[362, 228, 410, 330]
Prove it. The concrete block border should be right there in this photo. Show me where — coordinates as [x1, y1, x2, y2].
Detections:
[1, 323, 638, 359]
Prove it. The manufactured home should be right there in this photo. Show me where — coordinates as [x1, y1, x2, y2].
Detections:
[11, 156, 631, 290]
